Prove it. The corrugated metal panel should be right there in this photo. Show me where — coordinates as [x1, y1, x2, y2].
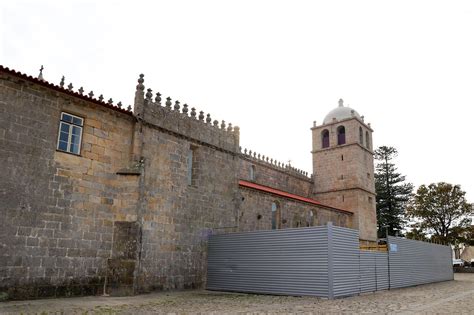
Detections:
[388, 236, 453, 289]
[375, 252, 389, 290]
[359, 251, 376, 293]
[207, 226, 330, 297]
[330, 226, 360, 298]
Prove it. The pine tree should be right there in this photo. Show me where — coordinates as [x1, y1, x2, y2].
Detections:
[374, 146, 413, 237]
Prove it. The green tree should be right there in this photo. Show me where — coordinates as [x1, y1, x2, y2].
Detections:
[406, 182, 473, 244]
[374, 146, 414, 238]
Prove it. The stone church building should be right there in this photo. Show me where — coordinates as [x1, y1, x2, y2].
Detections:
[0, 65, 376, 299]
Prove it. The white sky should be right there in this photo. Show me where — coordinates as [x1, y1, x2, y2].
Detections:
[1, 0, 473, 201]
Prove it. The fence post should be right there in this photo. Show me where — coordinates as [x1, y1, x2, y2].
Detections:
[327, 221, 334, 299]
[387, 235, 391, 290]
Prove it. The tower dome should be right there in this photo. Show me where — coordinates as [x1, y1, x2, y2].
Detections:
[323, 99, 361, 124]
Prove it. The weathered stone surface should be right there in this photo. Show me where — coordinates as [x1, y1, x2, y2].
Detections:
[0, 69, 372, 300]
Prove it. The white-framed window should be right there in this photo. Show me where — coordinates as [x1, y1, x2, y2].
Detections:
[57, 112, 83, 155]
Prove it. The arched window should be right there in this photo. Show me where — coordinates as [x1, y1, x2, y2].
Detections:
[337, 126, 346, 145]
[249, 165, 256, 181]
[271, 202, 281, 230]
[365, 131, 370, 149]
[359, 127, 363, 144]
[321, 129, 330, 148]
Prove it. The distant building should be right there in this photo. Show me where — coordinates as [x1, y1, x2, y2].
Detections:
[0, 65, 375, 299]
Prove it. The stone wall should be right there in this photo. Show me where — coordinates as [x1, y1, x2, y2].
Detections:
[238, 155, 312, 197]
[0, 72, 138, 299]
[238, 187, 351, 231]
[0, 67, 365, 300]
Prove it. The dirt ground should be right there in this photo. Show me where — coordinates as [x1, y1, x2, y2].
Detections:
[1, 273, 473, 314]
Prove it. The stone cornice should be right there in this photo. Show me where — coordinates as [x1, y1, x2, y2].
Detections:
[311, 142, 373, 155]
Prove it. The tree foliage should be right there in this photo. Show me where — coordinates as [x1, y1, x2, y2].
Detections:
[374, 146, 414, 238]
[406, 182, 473, 244]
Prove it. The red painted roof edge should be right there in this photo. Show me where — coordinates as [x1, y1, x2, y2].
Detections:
[0, 65, 134, 116]
[239, 180, 353, 214]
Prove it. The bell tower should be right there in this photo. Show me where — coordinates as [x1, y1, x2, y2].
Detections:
[311, 99, 377, 241]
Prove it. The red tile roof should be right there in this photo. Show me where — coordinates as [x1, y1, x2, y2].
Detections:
[0, 65, 133, 116]
[239, 180, 353, 214]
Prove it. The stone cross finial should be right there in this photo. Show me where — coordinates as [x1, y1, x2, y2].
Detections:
[107, 98, 113, 105]
[117, 101, 122, 108]
[127, 105, 132, 111]
[88, 91, 94, 98]
[338, 98, 344, 107]
[78, 87, 84, 95]
[98, 94, 104, 102]
[67, 83, 73, 91]
[38, 65, 44, 81]
[60, 76, 65, 87]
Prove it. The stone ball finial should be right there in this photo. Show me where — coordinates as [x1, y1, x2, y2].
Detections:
[155, 92, 162, 104]
[338, 98, 344, 107]
[213, 120, 219, 127]
[220, 120, 226, 129]
[182, 104, 188, 114]
[198, 111, 204, 121]
[190, 107, 197, 118]
[59, 76, 65, 88]
[227, 123, 233, 132]
[174, 100, 180, 111]
[361, 115, 365, 122]
[146, 88, 153, 101]
[206, 114, 212, 124]
[165, 97, 172, 108]
[136, 74, 145, 91]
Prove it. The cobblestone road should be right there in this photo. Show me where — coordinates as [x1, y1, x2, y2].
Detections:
[1, 273, 473, 314]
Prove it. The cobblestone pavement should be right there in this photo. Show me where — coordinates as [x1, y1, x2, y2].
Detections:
[1, 274, 473, 315]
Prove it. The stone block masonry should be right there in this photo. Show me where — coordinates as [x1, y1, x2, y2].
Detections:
[0, 66, 360, 300]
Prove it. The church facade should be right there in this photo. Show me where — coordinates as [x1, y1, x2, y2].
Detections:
[0, 65, 375, 299]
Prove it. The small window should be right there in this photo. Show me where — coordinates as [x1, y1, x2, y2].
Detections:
[341, 154, 344, 161]
[321, 129, 330, 148]
[187, 148, 194, 186]
[57, 112, 83, 155]
[368, 196, 373, 203]
[271, 202, 281, 230]
[359, 127, 363, 144]
[250, 165, 256, 181]
[337, 126, 345, 145]
[366, 131, 370, 149]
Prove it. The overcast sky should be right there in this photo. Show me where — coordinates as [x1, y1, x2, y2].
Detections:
[1, 0, 473, 200]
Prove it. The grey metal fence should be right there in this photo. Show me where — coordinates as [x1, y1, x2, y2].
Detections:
[207, 226, 330, 297]
[207, 223, 453, 299]
[388, 236, 453, 289]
